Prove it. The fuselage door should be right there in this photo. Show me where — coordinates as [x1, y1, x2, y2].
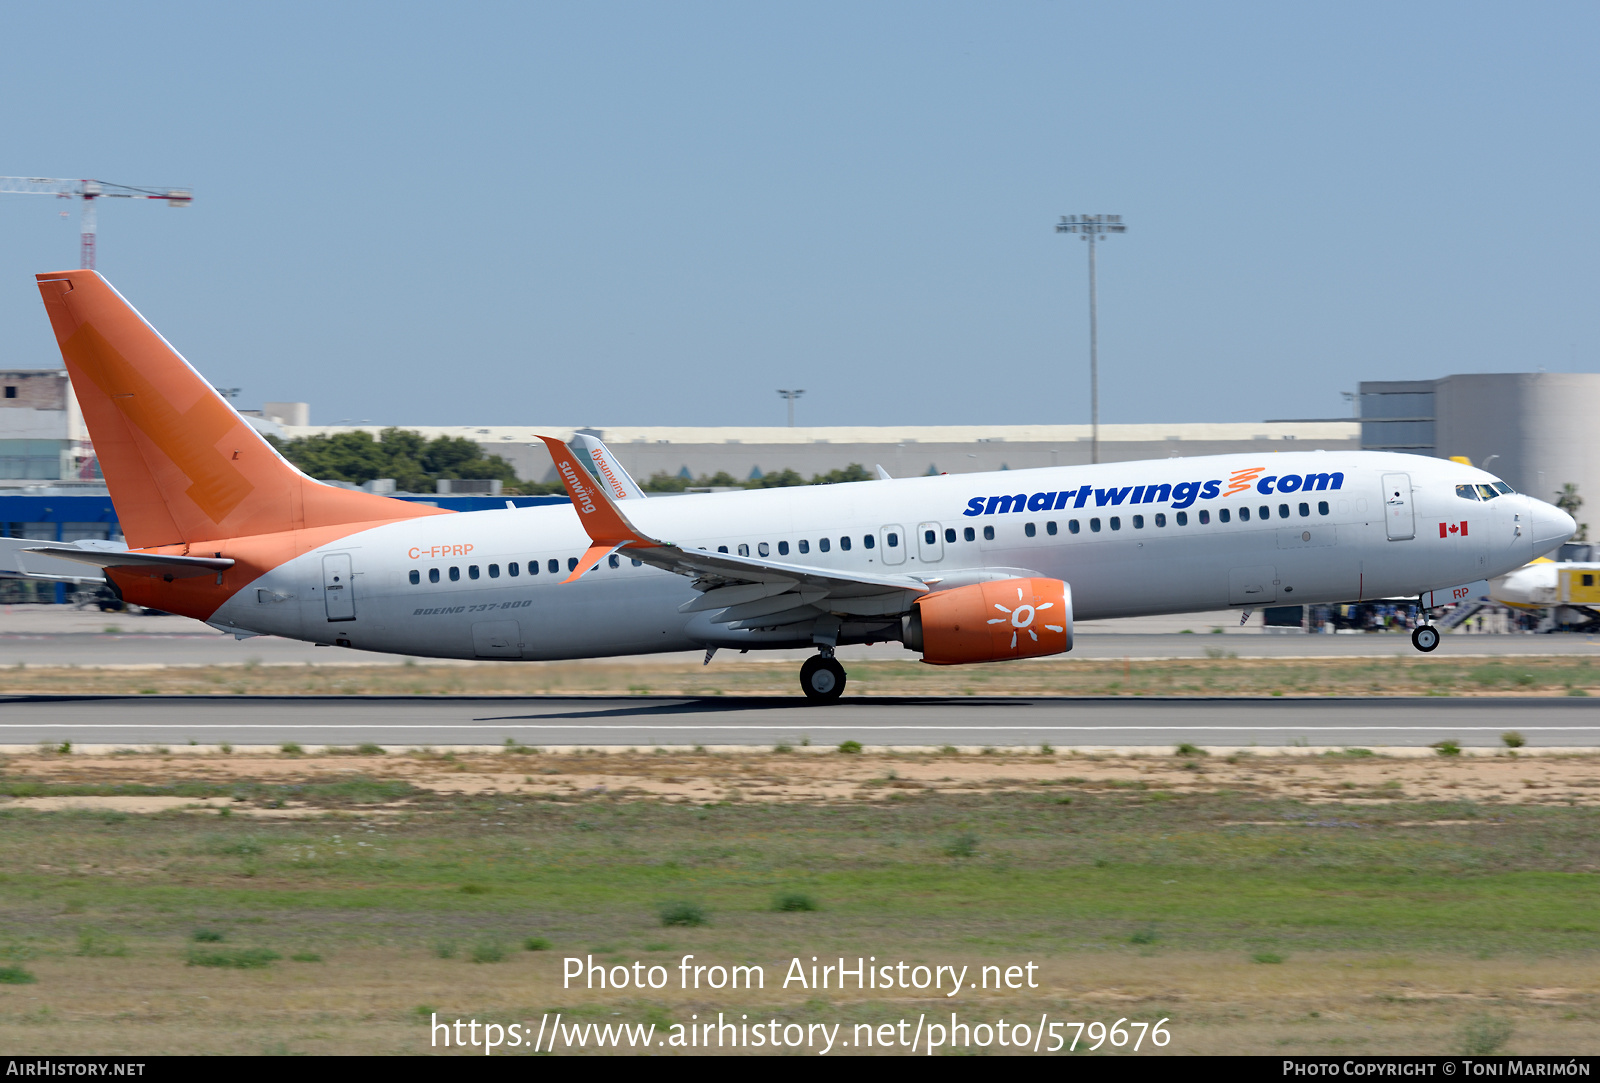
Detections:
[879, 524, 907, 565]
[322, 553, 356, 621]
[917, 522, 944, 563]
[1382, 473, 1415, 541]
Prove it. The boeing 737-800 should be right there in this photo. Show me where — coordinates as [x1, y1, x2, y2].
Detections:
[25, 271, 1576, 701]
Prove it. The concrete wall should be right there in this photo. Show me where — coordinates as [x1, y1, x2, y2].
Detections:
[1434, 373, 1600, 517]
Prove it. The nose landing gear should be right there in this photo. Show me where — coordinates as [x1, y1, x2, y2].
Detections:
[1411, 624, 1440, 653]
[800, 650, 847, 702]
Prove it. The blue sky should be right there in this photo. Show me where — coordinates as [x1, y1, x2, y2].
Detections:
[1, 2, 1595, 427]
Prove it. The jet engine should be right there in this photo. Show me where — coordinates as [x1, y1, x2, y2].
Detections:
[902, 577, 1073, 665]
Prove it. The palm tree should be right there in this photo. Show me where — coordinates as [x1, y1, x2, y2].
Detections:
[1556, 483, 1589, 542]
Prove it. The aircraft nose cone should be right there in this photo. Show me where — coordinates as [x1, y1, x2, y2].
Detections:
[1528, 497, 1577, 556]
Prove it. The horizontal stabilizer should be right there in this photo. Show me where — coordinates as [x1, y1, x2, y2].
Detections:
[25, 546, 234, 580]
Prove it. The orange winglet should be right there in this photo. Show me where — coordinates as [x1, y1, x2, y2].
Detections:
[538, 436, 660, 576]
[564, 541, 623, 584]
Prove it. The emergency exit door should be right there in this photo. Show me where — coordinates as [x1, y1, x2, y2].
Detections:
[1381, 473, 1415, 541]
[322, 553, 356, 621]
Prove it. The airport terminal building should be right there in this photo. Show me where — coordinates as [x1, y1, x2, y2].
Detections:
[4, 368, 1597, 564]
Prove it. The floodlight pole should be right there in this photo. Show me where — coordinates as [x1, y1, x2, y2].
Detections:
[1056, 214, 1126, 464]
[777, 388, 805, 427]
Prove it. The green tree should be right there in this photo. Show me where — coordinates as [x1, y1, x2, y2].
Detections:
[1556, 483, 1589, 542]
[266, 428, 528, 494]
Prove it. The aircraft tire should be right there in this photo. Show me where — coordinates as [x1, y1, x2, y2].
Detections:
[800, 656, 847, 703]
[1411, 625, 1440, 653]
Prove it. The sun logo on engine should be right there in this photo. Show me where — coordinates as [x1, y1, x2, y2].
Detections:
[987, 586, 1066, 650]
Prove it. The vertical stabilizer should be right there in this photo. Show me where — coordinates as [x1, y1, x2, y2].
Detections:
[36, 270, 447, 548]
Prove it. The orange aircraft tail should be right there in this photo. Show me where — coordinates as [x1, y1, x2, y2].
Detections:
[36, 270, 447, 549]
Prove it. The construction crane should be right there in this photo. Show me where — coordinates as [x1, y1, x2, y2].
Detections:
[0, 177, 192, 270]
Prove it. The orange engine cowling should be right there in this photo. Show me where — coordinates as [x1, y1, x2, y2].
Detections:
[904, 577, 1073, 665]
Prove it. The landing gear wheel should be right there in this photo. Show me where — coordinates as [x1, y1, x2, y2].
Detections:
[1412, 625, 1440, 653]
[800, 655, 847, 703]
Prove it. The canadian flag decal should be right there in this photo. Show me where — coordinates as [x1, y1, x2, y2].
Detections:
[1439, 520, 1469, 538]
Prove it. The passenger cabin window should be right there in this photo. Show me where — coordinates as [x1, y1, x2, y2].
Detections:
[1219, 509, 1231, 523]
[567, 557, 578, 572]
[840, 536, 852, 551]
[1090, 518, 1101, 532]
[798, 540, 810, 554]
[488, 564, 500, 578]
[1239, 507, 1250, 522]
[963, 526, 975, 542]
[982, 525, 994, 540]
[758, 542, 770, 557]
[863, 535, 875, 549]
[1298, 503, 1310, 517]
[1175, 512, 1188, 526]
[1199, 510, 1210, 524]
[1318, 501, 1329, 515]
[1024, 523, 1036, 538]
[738, 544, 749, 557]
[1046, 521, 1057, 535]
[1132, 515, 1144, 529]
[409, 569, 420, 585]
[1278, 504, 1290, 519]
[777, 541, 789, 556]
[717, 545, 728, 553]
[468, 565, 480, 579]
[1109, 516, 1121, 530]
[886, 532, 898, 548]
[632, 558, 641, 567]
[1455, 484, 1481, 500]
[1258, 505, 1270, 520]
[449, 567, 460, 581]
[1155, 513, 1167, 527]
[820, 538, 831, 552]
[509, 562, 520, 576]
[548, 559, 559, 574]
[429, 568, 440, 583]
[944, 528, 956, 543]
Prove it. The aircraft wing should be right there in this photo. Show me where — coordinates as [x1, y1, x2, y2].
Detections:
[537, 436, 927, 632]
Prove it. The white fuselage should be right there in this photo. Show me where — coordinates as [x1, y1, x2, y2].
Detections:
[205, 451, 1571, 661]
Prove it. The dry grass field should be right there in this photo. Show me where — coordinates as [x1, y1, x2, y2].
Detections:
[0, 745, 1597, 1055]
[1, 652, 1598, 698]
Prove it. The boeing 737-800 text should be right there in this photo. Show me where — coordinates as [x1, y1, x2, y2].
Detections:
[26, 271, 1577, 700]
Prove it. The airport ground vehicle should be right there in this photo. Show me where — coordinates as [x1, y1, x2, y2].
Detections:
[23, 271, 1576, 700]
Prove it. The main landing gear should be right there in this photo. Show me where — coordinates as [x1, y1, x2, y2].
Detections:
[800, 650, 847, 703]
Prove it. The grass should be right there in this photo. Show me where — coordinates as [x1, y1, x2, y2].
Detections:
[3, 654, 1600, 699]
[0, 966, 36, 985]
[773, 891, 819, 912]
[658, 902, 709, 927]
[185, 947, 280, 969]
[2, 750, 1599, 1053]
[468, 939, 506, 963]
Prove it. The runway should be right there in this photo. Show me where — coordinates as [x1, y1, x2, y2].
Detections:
[3, 694, 1596, 749]
[3, 631, 1599, 667]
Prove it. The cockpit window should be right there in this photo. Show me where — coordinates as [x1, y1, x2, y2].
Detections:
[1455, 484, 1480, 501]
[1493, 481, 1514, 495]
[1476, 484, 1499, 500]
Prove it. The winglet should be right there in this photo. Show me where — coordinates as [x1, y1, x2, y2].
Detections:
[537, 435, 661, 582]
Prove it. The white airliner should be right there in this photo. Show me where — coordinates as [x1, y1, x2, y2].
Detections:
[24, 271, 1576, 701]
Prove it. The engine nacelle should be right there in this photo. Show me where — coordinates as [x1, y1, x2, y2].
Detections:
[902, 577, 1073, 665]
